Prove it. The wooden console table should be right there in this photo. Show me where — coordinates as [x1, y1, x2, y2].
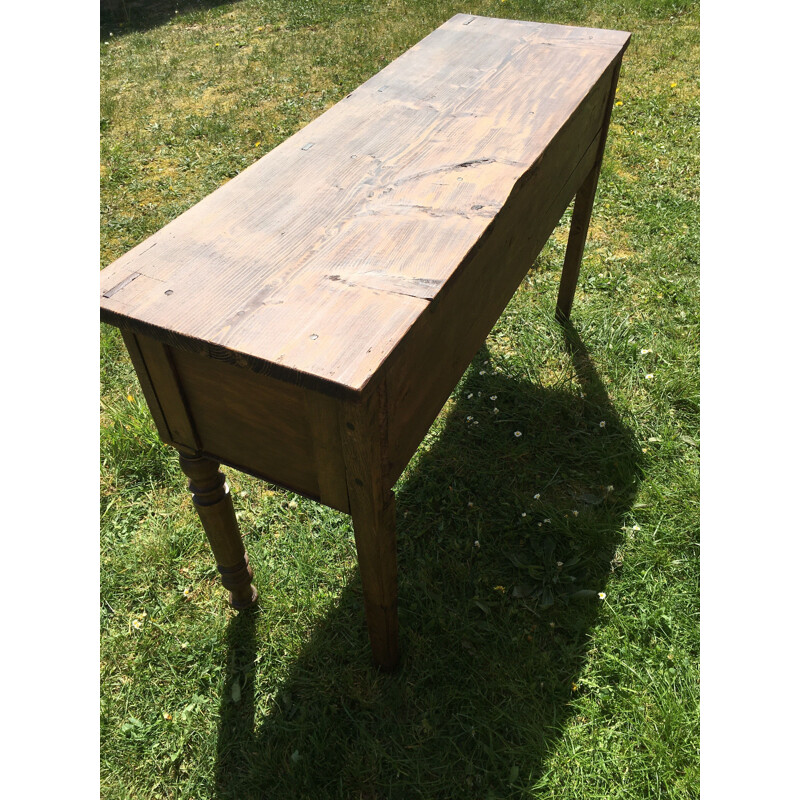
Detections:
[100, 15, 630, 670]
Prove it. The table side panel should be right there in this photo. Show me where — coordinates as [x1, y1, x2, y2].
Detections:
[171, 347, 351, 511]
[382, 63, 617, 484]
[123, 334, 349, 511]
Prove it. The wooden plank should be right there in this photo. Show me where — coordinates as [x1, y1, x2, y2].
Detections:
[381, 61, 619, 483]
[120, 329, 172, 445]
[100, 15, 630, 398]
[132, 333, 200, 451]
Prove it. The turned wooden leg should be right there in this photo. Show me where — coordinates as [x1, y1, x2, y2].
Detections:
[556, 61, 623, 324]
[178, 452, 258, 610]
[340, 389, 400, 670]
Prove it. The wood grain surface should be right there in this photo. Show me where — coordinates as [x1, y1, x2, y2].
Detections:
[100, 14, 630, 399]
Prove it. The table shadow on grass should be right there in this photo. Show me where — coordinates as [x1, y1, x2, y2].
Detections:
[100, 0, 242, 36]
[214, 324, 643, 799]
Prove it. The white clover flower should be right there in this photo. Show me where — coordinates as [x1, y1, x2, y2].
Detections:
[521, 512, 527, 518]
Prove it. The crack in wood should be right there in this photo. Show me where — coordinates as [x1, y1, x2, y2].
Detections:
[391, 156, 523, 187]
[102, 272, 141, 298]
[327, 272, 442, 300]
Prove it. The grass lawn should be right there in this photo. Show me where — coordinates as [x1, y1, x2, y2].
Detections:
[100, 1, 699, 797]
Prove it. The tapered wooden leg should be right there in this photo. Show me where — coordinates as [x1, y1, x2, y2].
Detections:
[556, 60, 623, 323]
[178, 452, 258, 610]
[340, 388, 400, 670]
[350, 488, 399, 670]
[556, 164, 602, 323]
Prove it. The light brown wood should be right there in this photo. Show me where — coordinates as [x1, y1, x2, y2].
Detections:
[102, 15, 630, 665]
[178, 452, 257, 610]
[381, 65, 616, 481]
[100, 14, 630, 400]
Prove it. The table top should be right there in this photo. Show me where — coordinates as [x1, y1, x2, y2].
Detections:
[100, 14, 629, 397]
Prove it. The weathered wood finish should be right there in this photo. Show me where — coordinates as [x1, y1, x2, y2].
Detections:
[101, 15, 630, 667]
[381, 65, 617, 481]
[100, 14, 630, 399]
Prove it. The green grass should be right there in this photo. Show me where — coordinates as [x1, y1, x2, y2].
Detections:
[100, 1, 699, 797]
